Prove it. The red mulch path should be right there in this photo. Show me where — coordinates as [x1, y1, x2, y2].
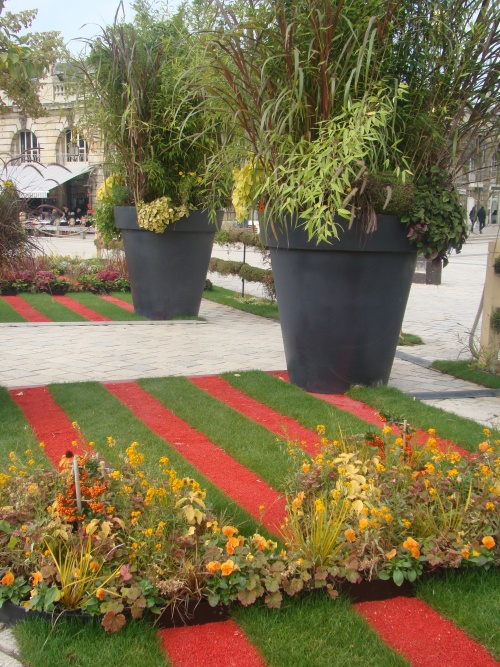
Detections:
[159, 620, 268, 667]
[189, 375, 320, 455]
[104, 381, 286, 534]
[270, 371, 471, 458]
[8, 386, 85, 466]
[99, 295, 135, 312]
[52, 296, 111, 321]
[2, 296, 51, 322]
[355, 597, 500, 667]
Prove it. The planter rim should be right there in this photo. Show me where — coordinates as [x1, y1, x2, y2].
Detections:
[114, 207, 222, 233]
[260, 213, 416, 254]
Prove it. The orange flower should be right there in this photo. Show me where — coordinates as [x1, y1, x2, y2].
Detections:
[461, 549, 470, 559]
[385, 549, 397, 560]
[403, 537, 420, 559]
[252, 534, 268, 551]
[89, 561, 100, 573]
[31, 571, 43, 586]
[344, 528, 356, 543]
[225, 537, 241, 554]
[220, 560, 235, 576]
[1, 571, 14, 586]
[222, 526, 238, 538]
[482, 536, 495, 550]
[206, 561, 222, 574]
[479, 442, 489, 452]
[95, 588, 106, 600]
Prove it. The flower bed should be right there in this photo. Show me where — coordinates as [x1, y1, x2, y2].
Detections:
[0, 420, 498, 631]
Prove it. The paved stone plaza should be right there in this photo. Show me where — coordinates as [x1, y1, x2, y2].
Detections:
[1, 226, 500, 418]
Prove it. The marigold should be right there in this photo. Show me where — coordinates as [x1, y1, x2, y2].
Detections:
[220, 560, 235, 576]
[345, 528, 356, 543]
[222, 525, 238, 538]
[1, 571, 14, 586]
[482, 536, 495, 550]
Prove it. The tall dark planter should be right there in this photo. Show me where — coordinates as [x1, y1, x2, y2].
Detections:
[114, 208, 221, 320]
[261, 215, 417, 393]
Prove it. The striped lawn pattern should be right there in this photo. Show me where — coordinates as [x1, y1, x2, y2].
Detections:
[3, 372, 499, 667]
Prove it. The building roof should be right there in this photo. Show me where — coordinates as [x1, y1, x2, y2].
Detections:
[1, 162, 93, 198]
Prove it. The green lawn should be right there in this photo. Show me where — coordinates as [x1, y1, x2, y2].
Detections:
[432, 359, 500, 389]
[1, 373, 498, 666]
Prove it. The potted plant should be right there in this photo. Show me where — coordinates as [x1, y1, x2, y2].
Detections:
[77, 2, 227, 320]
[196, 0, 499, 392]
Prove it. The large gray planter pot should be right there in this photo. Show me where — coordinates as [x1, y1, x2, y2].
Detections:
[261, 215, 417, 393]
[114, 207, 221, 320]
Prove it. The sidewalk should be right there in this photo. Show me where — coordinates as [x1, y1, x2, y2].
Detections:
[2, 225, 500, 429]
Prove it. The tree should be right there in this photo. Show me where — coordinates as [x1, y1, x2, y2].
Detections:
[0, 0, 65, 117]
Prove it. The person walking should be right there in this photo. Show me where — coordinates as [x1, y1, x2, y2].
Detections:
[469, 205, 477, 233]
[478, 205, 486, 233]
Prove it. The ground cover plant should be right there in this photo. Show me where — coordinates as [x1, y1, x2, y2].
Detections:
[431, 360, 500, 390]
[0, 255, 130, 296]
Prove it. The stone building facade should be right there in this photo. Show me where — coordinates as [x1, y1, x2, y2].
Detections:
[0, 67, 103, 215]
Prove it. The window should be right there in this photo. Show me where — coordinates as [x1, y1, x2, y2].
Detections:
[65, 130, 88, 162]
[18, 131, 40, 162]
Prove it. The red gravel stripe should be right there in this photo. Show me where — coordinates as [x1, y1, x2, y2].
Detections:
[2, 296, 51, 322]
[99, 295, 135, 312]
[8, 386, 85, 466]
[104, 381, 286, 534]
[189, 375, 320, 455]
[159, 620, 267, 667]
[355, 597, 500, 667]
[270, 371, 471, 458]
[52, 295, 111, 321]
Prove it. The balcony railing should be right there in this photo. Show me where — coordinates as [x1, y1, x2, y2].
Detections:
[55, 152, 89, 164]
[11, 150, 41, 165]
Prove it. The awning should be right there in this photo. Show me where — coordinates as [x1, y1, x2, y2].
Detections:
[1, 162, 92, 198]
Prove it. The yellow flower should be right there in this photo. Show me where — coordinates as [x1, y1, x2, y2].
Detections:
[359, 518, 369, 532]
[382, 426, 392, 435]
[483, 428, 491, 437]
[316, 425, 326, 435]
[314, 499, 326, 513]
[246, 553, 254, 562]
[402, 519, 411, 528]
[39, 441, 45, 449]
[447, 468, 459, 478]
[301, 463, 311, 473]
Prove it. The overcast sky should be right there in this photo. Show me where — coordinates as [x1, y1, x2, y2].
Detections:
[4, 0, 181, 53]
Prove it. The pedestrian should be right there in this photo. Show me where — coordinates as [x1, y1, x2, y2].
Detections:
[469, 205, 477, 232]
[478, 205, 486, 233]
